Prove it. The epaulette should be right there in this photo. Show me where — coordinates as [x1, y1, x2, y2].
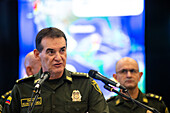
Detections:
[1, 90, 12, 99]
[71, 72, 89, 78]
[106, 96, 116, 102]
[146, 93, 162, 101]
[16, 75, 34, 84]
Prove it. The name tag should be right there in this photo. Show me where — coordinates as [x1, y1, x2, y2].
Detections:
[21, 97, 42, 107]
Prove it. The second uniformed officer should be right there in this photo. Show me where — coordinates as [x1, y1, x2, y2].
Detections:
[107, 57, 169, 113]
[3, 27, 109, 113]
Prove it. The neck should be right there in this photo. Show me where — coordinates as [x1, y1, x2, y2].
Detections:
[49, 72, 63, 80]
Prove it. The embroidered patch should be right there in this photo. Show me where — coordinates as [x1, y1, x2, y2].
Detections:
[91, 80, 102, 94]
[21, 97, 42, 107]
[71, 90, 82, 102]
[5, 96, 12, 105]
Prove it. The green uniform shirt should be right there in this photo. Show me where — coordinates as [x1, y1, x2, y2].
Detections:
[3, 69, 109, 113]
[107, 90, 169, 113]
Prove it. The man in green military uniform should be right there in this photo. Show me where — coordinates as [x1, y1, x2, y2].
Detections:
[3, 27, 108, 113]
[107, 57, 169, 113]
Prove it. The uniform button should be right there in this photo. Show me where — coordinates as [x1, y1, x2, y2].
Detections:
[68, 105, 70, 108]
[52, 105, 56, 108]
[76, 108, 80, 111]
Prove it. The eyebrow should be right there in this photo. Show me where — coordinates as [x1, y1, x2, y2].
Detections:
[46, 46, 66, 52]
[61, 46, 66, 50]
[46, 48, 53, 52]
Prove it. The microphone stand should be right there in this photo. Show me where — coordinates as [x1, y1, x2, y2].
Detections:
[27, 72, 50, 113]
[27, 86, 41, 113]
[104, 84, 160, 113]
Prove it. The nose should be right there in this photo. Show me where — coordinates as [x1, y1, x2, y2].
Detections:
[54, 52, 61, 61]
[126, 71, 132, 78]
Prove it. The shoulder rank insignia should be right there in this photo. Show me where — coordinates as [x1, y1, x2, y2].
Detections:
[91, 80, 102, 94]
[146, 93, 162, 101]
[1, 90, 12, 99]
[16, 75, 34, 84]
[71, 72, 89, 78]
[71, 90, 82, 102]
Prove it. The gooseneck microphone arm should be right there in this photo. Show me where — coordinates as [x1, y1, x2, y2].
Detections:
[27, 72, 50, 113]
[88, 69, 127, 92]
[104, 85, 160, 113]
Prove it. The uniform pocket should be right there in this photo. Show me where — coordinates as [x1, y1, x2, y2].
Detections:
[65, 101, 88, 113]
[20, 105, 43, 113]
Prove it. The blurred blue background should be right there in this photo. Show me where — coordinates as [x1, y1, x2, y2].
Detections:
[18, 0, 145, 99]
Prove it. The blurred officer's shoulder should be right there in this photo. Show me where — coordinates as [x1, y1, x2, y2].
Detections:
[16, 75, 34, 84]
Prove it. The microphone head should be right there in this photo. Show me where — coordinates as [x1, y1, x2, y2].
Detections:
[88, 69, 97, 78]
[42, 71, 50, 79]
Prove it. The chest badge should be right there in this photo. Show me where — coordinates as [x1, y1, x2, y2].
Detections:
[71, 90, 82, 102]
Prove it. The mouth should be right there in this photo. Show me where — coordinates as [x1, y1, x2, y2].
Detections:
[54, 63, 62, 67]
[125, 79, 134, 83]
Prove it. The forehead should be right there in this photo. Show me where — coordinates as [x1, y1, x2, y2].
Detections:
[116, 59, 139, 70]
[41, 37, 66, 49]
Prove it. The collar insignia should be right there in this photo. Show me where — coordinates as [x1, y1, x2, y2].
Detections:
[66, 76, 72, 82]
[115, 99, 120, 105]
[143, 97, 148, 103]
[34, 78, 40, 84]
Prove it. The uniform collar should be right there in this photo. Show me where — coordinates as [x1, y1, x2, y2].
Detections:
[63, 69, 73, 83]
[34, 68, 43, 84]
[34, 68, 73, 84]
[137, 89, 148, 104]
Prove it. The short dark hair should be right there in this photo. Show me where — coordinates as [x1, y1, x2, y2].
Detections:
[35, 27, 67, 52]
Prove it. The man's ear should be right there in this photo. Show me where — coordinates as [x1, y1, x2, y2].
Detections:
[26, 66, 33, 76]
[113, 74, 117, 80]
[139, 72, 143, 80]
[34, 49, 40, 58]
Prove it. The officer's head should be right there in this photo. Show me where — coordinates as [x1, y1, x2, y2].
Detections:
[34, 27, 67, 79]
[24, 51, 41, 76]
[113, 57, 143, 90]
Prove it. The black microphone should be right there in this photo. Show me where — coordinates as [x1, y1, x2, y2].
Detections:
[34, 71, 50, 90]
[88, 69, 127, 91]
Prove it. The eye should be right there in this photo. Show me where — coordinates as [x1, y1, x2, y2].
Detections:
[121, 69, 128, 73]
[60, 47, 66, 53]
[130, 69, 138, 73]
[130, 69, 135, 73]
[46, 49, 55, 55]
